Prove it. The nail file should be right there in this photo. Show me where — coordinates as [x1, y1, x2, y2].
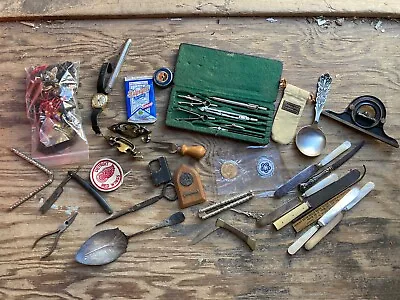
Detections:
[287, 188, 360, 255]
[273, 168, 362, 230]
[274, 141, 351, 198]
[304, 182, 375, 250]
[256, 173, 339, 227]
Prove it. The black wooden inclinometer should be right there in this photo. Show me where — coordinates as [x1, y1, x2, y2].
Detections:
[322, 95, 398, 148]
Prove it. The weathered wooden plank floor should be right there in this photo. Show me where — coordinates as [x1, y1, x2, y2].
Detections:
[0, 0, 399, 20]
[0, 18, 399, 300]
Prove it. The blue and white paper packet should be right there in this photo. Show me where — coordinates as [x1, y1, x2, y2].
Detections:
[124, 76, 156, 123]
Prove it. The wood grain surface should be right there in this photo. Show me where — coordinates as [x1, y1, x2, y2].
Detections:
[0, 17, 399, 300]
[0, 0, 399, 21]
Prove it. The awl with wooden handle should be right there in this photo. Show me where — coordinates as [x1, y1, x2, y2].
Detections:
[152, 141, 206, 160]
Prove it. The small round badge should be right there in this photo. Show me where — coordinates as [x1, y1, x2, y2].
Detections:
[90, 158, 124, 192]
[257, 156, 275, 178]
[153, 67, 173, 88]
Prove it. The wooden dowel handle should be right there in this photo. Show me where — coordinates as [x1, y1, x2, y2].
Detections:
[179, 145, 206, 159]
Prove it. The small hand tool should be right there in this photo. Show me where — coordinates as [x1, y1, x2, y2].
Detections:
[256, 173, 339, 227]
[67, 169, 113, 214]
[322, 95, 398, 148]
[39, 168, 80, 214]
[152, 141, 206, 160]
[9, 148, 54, 211]
[175, 107, 216, 121]
[77, 212, 185, 266]
[96, 182, 177, 226]
[198, 191, 254, 220]
[287, 187, 360, 255]
[173, 164, 206, 208]
[32, 211, 78, 259]
[230, 208, 264, 220]
[273, 167, 365, 230]
[177, 94, 217, 107]
[274, 140, 351, 198]
[208, 96, 268, 111]
[298, 141, 365, 193]
[199, 106, 258, 122]
[190, 218, 256, 251]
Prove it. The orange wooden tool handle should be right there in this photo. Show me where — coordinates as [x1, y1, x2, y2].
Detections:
[179, 145, 206, 159]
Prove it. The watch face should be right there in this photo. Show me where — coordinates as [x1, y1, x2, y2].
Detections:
[92, 93, 108, 108]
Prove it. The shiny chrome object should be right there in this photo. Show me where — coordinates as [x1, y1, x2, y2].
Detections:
[296, 73, 332, 157]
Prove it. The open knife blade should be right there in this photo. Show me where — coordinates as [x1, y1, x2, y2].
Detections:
[304, 182, 375, 251]
[256, 173, 339, 227]
[298, 140, 365, 192]
[273, 167, 364, 230]
[274, 141, 351, 198]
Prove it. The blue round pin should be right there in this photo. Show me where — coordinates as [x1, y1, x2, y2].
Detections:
[257, 156, 275, 178]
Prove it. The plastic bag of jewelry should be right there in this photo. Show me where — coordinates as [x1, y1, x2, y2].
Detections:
[213, 144, 290, 197]
[25, 61, 89, 166]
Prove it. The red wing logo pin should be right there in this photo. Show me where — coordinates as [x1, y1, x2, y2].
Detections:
[90, 158, 124, 192]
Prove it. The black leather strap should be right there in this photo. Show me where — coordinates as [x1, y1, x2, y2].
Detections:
[97, 62, 113, 94]
[91, 108, 103, 135]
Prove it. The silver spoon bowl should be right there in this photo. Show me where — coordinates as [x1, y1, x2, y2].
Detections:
[295, 73, 332, 157]
[296, 124, 326, 157]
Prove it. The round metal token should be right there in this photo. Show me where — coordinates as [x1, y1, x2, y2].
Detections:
[179, 172, 193, 186]
[220, 161, 239, 179]
[90, 158, 124, 192]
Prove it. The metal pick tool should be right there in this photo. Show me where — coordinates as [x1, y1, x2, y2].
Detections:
[296, 73, 332, 157]
[76, 212, 185, 266]
[190, 218, 256, 251]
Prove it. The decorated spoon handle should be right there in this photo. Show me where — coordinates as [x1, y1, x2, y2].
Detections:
[314, 73, 332, 123]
